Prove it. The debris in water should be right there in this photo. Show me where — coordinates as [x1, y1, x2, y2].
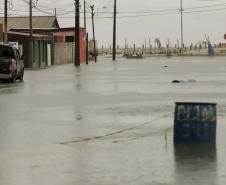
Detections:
[172, 79, 196, 83]
[76, 115, 83, 120]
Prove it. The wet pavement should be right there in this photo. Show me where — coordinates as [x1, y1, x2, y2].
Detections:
[1, 56, 226, 185]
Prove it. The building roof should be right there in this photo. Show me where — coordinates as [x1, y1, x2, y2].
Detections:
[0, 16, 60, 30]
[8, 31, 51, 38]
[10, 27, 85, 33]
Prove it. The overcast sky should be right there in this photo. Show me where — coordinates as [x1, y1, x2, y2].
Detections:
[1, 0, 226, 47]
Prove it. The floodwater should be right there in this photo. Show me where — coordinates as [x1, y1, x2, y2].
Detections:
[0, 56, 226, 185]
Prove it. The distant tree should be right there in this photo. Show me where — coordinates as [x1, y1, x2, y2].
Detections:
[190, 43, 193, 50]
[219, 43, 222, 48]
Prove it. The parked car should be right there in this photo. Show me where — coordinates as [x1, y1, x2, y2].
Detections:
[0, 44, 24, 83]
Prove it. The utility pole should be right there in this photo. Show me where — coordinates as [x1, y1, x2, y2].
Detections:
[28, 0, 33, 68]
[149, 37, 152, 53]
[0, 24, 3, 43]
[180, 0, 184, 53]
[86, 33, 89, 65]
[74, 0, 80, 66]
[84, 1, 86, 29]
[124, 37, 127, 54]
[84, 0, 88, 65]
[29, 0, 33, 37]
[54, 8, 57, 17]
[90, 5, 96, 62]
[112, 0, 117, 61]
[4, 0, 7, 43]
[145, 37, 147, 53]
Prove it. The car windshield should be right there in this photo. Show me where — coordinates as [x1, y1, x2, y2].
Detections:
[0, 45, 15, 58]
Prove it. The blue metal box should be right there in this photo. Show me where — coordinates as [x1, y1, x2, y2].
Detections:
[174, 102, 217, 144]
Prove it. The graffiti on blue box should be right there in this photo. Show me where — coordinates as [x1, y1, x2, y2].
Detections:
[174, 103, 217, 143]
[177, 104, 216, 122]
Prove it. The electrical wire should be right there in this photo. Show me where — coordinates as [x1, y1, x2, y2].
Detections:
[3, 0, 226, 19]
[36, 1, 74, 12]
[37, 0, 60, 8]
[185, 7, 226, 14]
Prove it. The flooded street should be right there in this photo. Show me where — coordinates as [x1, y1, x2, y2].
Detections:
[1, 56, 226, 185]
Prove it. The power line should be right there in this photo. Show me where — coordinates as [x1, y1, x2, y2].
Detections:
[185, 7, 226, 14]
[37, 0, 60, 8]
[20, 0, 54, 15]
[16, 0, 75, 15]
[87, 3, 226, 15]
[185, 3, 226, 10]
[36, 1, 74, 12]
[11, 0, 226, 17]
[33, 6, 54, 15]
[3, 2, 226, 19]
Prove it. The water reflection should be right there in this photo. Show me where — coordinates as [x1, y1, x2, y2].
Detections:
[174, 144, 217, 185]
[74, 67, 82, 91]
[0, 82, 24, 94]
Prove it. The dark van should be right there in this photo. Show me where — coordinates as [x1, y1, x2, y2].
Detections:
[0, 44, 24, 83]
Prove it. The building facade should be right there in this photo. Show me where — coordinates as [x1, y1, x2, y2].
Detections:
[0, 16, 86, 66]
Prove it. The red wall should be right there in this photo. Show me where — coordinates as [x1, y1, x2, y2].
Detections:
[55, 35, 64, 42]
[79, 30, 86, 63]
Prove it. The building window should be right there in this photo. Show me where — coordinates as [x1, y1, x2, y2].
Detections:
[65, 36, 74, 42]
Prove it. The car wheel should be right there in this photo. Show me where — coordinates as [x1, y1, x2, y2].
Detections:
[19, 68, 24, 82]
[11, 71, 16, 83]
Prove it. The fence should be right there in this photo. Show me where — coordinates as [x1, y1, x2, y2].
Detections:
[54, 42, 74, 65]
